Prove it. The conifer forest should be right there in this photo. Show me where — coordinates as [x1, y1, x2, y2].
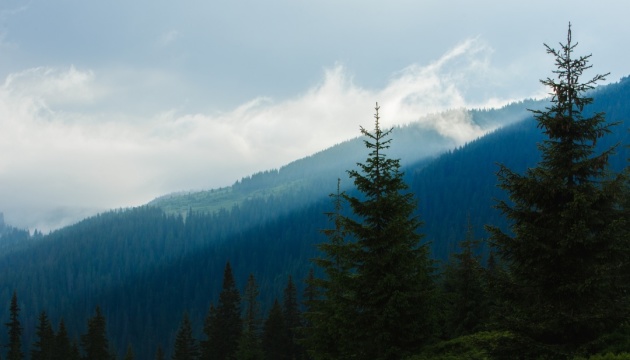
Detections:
[1, 26, 630, 360]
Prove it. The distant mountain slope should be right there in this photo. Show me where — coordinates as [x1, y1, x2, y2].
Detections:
[149, 101, 537, 218]
[0, 77, 627, 359]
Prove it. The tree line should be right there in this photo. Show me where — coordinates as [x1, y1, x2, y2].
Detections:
[1, 25, 629, 360]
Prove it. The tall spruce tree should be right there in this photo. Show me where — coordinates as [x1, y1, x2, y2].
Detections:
[200, 304, 216, 360]
[81, 306, 111, 360]
[261, 300, 289, 360]
[5, 292, 23, 360]
[487, 25, 629, 356]
[307, 179, 356, 359]
[301, 269, 317, 360]
[31, 311, 55, 360]
[312, 104, 434, 360]
[236, 274, 263, 360]
[202, 262, 242, 360]
[53, 319, 78, 360]
[172, 313, 199, 360]
[282, 276, 303, 360]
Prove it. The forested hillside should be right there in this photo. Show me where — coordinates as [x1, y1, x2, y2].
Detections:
[0, 74, 627, 359]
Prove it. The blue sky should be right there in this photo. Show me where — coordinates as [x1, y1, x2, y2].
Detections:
[0, 0, 628, 230]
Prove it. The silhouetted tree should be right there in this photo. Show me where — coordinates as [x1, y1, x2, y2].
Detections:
[172, 313, 198, 360]
[5, 292, 23, 360]
[487, 24, 630, 356]
[440, 219, 489, 338]
[202, 262, 242, 360]
[31, 311, 54, 360]
[313, 104, 435, 360]
[261, 300, 289, 360]
[81, 306, 111, 360]
[282, 275, 303, 359]
[236, 274, 263, 360]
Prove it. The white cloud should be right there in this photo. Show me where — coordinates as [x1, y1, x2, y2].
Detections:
[3, 66, 103, 107]
[0, 38, 531, 231]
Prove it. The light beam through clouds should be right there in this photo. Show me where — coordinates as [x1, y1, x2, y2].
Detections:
[0, 38, 538, 231]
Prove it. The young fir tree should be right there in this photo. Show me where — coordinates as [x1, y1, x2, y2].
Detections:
[440, 219, 488, 339]
[31, 311, 55, 360]
[487, 25, 629, 356]
[282, 276, 303, 360]
[307, 179, 356, 359]
[53, 319, 78, 360]
[202, 262, 242, 360]
[81, 306, 111, 360]
[5, 292, 23, 360]
[172, 313, 199, 360]
[200, 304, 216, 360]
[261, 300, 289, 360]
[313, 104, 435, 360]
[236, 274, 263, 360]
[301, 269, 317, 360]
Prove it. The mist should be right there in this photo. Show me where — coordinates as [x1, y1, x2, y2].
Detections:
[0, 39, 542, 232]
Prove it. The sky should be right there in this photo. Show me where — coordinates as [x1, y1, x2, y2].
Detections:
[0, 0, 628, 231]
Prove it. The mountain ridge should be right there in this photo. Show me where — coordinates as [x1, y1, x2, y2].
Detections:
[0, 76, 626, 359]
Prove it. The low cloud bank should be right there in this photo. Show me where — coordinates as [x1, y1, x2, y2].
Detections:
[0, 38, 533, 231]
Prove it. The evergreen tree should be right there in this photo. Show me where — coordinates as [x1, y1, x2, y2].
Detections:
[71, 342, 81, 360]
[487, 25, 630, 356]
[313, 104, 434, 360]
[282, 275, 303, 360]
[307, 179, 356, 359]
[5, 292, 23, 360]
[236, 274, 263, 360]
[200, 304, 216, 360]
[53, 319, 77, 360]
[172, 313, 199, 360]
[261, 300, 289, 360]
[155, 345, 165, 360]
[81, 306, 111, 360]
[440, 219, 488, 338]
[300, 268, 317, 360]
[31, 311, 55, 360]
[124, 345, 134, 360]
[202, 262, 242, 360]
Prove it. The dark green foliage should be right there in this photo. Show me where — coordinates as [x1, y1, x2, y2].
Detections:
[345, 104, 434, 359]
[573, 354, 630, 360]
[300, 269, 317, 360]
[124, 345, 135, 360]
[439, 220, 489, 339]
[200, 305, 216, 360]
[81, 306, 111, 360]
[155, 346, 165, 360]
[282, 276, 303, 360]
[5, 292, 23, 360]
[407, 331, 543, 360]
[31, 311, 54, 360]
[202, 262, 242, 360]
[487, 25, 630, 356]
[53, 319, 78, 360]
[261, 300, 289, 360]
[236, 274, 263, 360]
[311, 104, 435, 360]
[306, 179, 358, 359]
[172, 313, 198, 360]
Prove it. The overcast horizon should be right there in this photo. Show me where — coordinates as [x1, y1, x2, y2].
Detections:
[1, 1, 629, 231]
